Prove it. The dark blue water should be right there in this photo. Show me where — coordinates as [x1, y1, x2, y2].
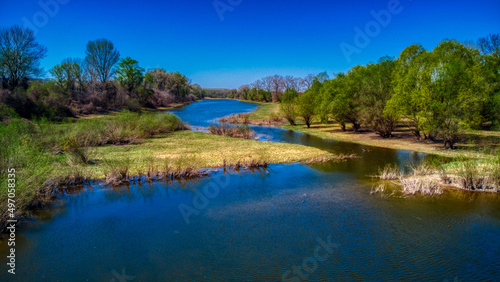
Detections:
[1, 99, 499, 281]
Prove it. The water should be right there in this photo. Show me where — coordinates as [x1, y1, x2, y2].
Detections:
[1, 99, 499, 281]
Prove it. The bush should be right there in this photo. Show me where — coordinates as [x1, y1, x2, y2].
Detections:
[208, 123, 256, 139]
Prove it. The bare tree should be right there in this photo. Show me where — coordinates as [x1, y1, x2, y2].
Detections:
[300, 74, 315, 91]
[477, 33, 500, 55]
[250, 79, 262, 90]
[283, 75, 296, 90]
[0, 25, 47, 89]
[461, 40, 478, 51]
[84, 38, 120, 83]
[293, 77, 302, 92]
[264, 76, 273, 95]
[238, 84, 249, 92]
[271, 74, 285, 101]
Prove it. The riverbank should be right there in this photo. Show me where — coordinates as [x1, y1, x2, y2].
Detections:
[0, 110, 335, 230]
[241, 101, 498, 159]
[78, 130, 336, 179]
[225, 100, 499, 193]
[77, 100, 195, 119]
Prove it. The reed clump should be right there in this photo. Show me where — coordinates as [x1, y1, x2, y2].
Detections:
[0, 111, 185, 229]
[399, 176, 443, 195]
[378, 163, 400, 180]
[208, 123, 256, 139]
[375, 155, 500, 196]
[449, 157, 500, 192]
[218, 113, 250, 124]
[222, 159, 268, 170]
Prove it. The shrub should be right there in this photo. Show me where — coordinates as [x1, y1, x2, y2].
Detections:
[208, 123, 256, 139]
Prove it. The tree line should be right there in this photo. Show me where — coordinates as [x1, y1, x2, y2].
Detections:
[279, 35, 499, 149]
[0, 25, 198, 120]
[202, 74, 320, 102]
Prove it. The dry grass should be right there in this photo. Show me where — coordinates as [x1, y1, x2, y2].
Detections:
[375, 156, 500, 196]
[79, 130, 333, 179]
[378, 164, 401, 180]
[399, 176, 443, 195]
[208, 123, 256, 139]
[443, 157, 500, 192]
[305, 153, 358, 164]
[243, 102, 285, 126]
[218, 113, 250, 124]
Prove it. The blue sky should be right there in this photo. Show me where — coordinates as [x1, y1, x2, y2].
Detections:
[1, 0, 499, 88]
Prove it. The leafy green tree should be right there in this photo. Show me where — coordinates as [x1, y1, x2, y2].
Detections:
[0, 25, 47, 89]
[280, 88, 298, 125]
[386, 44, 429, 139]
[296, 90, 316, 128]
[330, 67, 364, 132]
[116, 57, 144, 91]
[50, 58, 85, 91]
[423, 40, 485, 148]
[479, 49, 500, 128]
[144, 68, 192, 100]
[360, 56, 398, 137]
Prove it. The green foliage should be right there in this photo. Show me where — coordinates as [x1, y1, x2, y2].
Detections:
[50, 58, 85, 91]
[386, 43, 428, 138]
[329, 69, 363, 132]
[280, 88, 298, 125]
[144, 68, 192, 100]
[0, 111, 185, 225]
[0, 103, 17, 121]
[296, 90, 316, 128]
[359, 56, 398, 137]
[116, 57, 144, 91]
[420, 40, 486, 147]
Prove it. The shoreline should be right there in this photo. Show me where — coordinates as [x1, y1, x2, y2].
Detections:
[231, 100, 498, 159]
[0, 127, 337, 231]
[216, 100, 499, 194]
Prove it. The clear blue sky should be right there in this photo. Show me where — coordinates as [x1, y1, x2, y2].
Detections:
[1, 0, 499, 88]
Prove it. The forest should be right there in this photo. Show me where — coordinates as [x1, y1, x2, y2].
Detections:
[221, 35, 500, 149]
[1, 24, 499, 150]
[0, 25, 202, 121]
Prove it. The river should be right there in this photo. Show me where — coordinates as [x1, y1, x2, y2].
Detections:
[1, 99, 499, 281]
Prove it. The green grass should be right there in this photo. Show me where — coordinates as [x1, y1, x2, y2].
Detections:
[0, 111, 184, 225]
[241, 100, 498, 159]
[247, 102, 280, 121]
[84, 130, 333, 179]
[0, 112, 334, 227]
